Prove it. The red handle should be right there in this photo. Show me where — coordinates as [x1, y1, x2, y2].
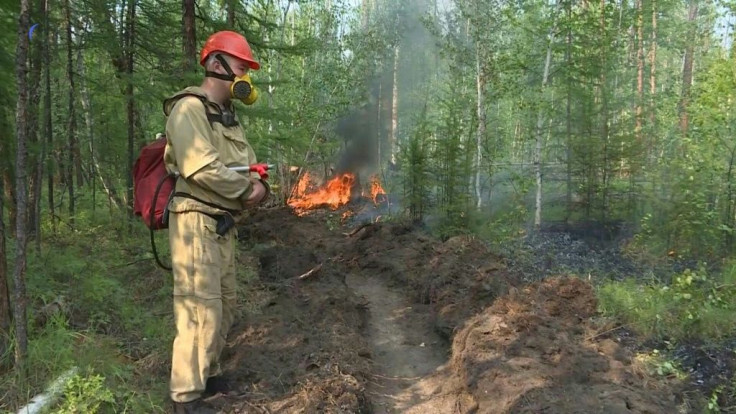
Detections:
[250, 163, 270, 179]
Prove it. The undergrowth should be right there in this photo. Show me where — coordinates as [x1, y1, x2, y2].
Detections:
[597, 263, 736, 342]
[597, 261, 736, 413]
[1, 212, 175, 413]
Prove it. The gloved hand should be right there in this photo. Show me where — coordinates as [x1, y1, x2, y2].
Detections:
[242, 179, 267, 207]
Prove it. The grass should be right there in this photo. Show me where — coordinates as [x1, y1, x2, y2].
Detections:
[596, 264, 736, 342]
[1, 205, 269, 413]
[1, 213, 176, 413]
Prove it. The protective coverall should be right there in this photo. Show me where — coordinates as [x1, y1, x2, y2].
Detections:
[163, 86, 260, 403]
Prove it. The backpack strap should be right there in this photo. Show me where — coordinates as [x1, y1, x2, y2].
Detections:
[164, 92, 239, 127]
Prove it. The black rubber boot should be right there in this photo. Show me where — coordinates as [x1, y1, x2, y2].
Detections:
[204, 375, 233, 396]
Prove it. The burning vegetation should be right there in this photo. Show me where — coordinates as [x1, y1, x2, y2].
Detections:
[287, 172, 387, 216]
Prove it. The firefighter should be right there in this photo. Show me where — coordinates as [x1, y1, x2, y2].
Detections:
[163, 30, 268, 414]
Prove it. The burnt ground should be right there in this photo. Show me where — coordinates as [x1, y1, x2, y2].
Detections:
[186, 206, 717, 413]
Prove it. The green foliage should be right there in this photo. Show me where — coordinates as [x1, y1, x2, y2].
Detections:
[481, 204, 529, 249]
[635, 348, 687, 380]
[1, 216, 173, 412]
[598, 264, 736, 342]
[54, 369, 116, 414]
[399, 110, 432, 222]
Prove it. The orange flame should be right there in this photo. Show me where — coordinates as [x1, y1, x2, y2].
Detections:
[288, 173, 355, 213]
[288, 172, 387, 216]
[369, 175, 386, 203]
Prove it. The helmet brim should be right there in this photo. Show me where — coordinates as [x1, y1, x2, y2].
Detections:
[202, 51, 260, 71]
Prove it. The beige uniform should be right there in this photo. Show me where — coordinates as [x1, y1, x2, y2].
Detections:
[163, 86, 259, 403]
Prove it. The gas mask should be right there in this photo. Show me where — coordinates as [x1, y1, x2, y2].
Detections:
[231, 73, 258, 105]
[205, 54, 259, 105]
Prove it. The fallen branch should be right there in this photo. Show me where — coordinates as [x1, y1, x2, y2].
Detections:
[297, 263, 322, 280]
[343, 222, 372, 237]
[17, 366, 78, 414]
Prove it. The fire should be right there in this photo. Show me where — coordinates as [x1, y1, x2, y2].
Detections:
[288, 172, 355, 213]
[369, 175, 386, 203]
[288, 172, 388, 216]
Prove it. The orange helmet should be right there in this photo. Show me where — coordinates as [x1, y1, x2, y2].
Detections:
[199, 31, 260, 70]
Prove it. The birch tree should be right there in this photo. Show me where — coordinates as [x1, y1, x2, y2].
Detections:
[65, 0, 78, 225]
[475, 43, 486, 210]
[390, 45, 399, 167]
[534, 1, 560, 229]
[679, 0, 699, 137]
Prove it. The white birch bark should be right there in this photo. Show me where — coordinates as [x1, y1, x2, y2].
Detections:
[475, 44, 486, 210]
[390, 45, 399, 166]
[534, 0, 560, 229]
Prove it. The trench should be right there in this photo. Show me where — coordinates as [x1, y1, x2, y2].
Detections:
[346, 273, 450, 414]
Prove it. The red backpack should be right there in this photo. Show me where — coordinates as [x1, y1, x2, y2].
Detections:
[133, 133, 176, 230]
[132, 133, 177, 270]
[134, 93, 213, 233]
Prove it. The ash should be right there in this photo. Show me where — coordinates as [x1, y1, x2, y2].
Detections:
[504, 224, 646, 282]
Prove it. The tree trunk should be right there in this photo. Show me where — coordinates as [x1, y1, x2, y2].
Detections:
[724, 147, 736, 250]
[182, 0, 196, 73]
[635, 0, 644, 144]
[648, 0, 657, 150]
[376, 78, 382, 167]
[362, 0, 372, 28]
[565, 0, 572, 221]
[227, 0, 236, 28]
[0, 55, 9, 369]
[32, 0, 48, 251]
[534, 0, 559, 228]
[475, 44, 486, 210]
[13, 0, 31, 371]
[0, 172, 10, 371]
[271, 1, 292, 200]
[599, 0, 609, 222]
[125, 0, 138, 216]
[390, 45, 399, 167]
[679, 0, 698, 137]
[27, 0, 43, 243]
[3, 171, 16, 239]
[45, 0, 55, 233]
[76, 17, 94, 211]
[65, 0, 77, 225]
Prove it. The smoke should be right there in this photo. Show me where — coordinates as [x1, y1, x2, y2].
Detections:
[327, 0, 438, 196]
[334, 102, 378, 176]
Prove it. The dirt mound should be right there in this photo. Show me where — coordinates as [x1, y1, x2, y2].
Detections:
[449, 277, 677, 413]
[204, 207, 679, 413]
[213, 208, 372, 413]
[341, 227, 517, 339]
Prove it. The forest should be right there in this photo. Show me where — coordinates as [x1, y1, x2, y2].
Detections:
[2, 0, 736, 412]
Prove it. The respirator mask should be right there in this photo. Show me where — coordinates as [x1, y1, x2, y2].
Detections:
[205, 54, 259, 105]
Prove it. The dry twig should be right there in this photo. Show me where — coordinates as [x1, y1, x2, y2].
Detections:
[297, 263, 323, 280]
[343, 222, 372, 237]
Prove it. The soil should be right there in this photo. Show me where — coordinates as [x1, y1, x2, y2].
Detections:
[197, 206, 684, 414]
